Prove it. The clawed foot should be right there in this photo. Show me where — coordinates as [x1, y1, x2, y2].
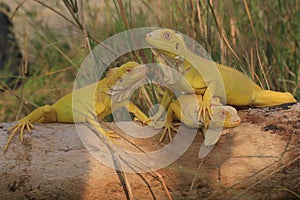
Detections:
[103, 130, 119, 139]
[198, 102, 213, 128]
[133, 117, 152, 125]
[198, 98, 222, 128]
[159, 122, 180, 143]
[4, 120, 33, 152]
[92, 124, 119, 140]
[93, 127, 120, 146]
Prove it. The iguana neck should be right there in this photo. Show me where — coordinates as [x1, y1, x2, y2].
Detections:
[181, 46, 215, 67]
[96, 77, 117, 92]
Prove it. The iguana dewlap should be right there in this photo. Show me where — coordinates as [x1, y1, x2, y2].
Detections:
[159, 94, 241, 143]
[4, 61, 150, 152]
[146, 29, 297, 122]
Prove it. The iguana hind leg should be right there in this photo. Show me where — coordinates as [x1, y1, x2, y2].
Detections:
[4, 105, 56, 152]
[252, 90, 296, 107]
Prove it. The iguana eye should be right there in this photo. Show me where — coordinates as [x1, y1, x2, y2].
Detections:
[126, 69, 131, 73]
[164, 32, 171, 39]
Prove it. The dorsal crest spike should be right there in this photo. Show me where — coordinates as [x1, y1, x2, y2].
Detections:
[106, 68, 118, 78]
[106, 68, 120, 86]
[176, 33, 187, 49]
[176, 33, 183, 40]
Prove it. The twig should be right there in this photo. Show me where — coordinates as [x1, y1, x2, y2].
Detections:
[32, 0, 78, 28]
[233, 155, 300, 199]
[86, 123, 134, 200]
[141, 0, 162, 27]
[16, 28, 29, 120]
[207, 1, 244, 72]
[189, 158, 204, 194]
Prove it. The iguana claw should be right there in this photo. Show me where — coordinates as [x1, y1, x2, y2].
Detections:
[198, 101, 213, 128]
[199, 97, 223, 128]
[4, 120, 34, 152]
[159, 122, 179, 143]
[133, 117, 152, 125]
[103, 130, 119, 139]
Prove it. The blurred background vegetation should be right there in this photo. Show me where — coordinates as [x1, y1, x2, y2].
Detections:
[0, 0, 299, 122]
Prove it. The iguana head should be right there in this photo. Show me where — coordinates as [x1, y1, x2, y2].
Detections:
[146, 29, 187, 59]
[106, 61, 148, 101]
[209, 105, 241, 128]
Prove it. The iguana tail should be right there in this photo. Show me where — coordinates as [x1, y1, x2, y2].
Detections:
[252, 90, 297, 107]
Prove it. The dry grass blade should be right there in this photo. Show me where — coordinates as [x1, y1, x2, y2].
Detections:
[189, 158, 204, 194]
[87, 122, 173, 200]
[279, 188, 300, 199]
[113, 152, 135, 200]
[152, 170, 173, 200]
[9, 0, 27, 20]
[207, 1, 244, 71]
[256, 45, 270, 90]
[196, 1, 204, 40]
[16, 29, 29, 120]
[141, 0, 162, 27]
[36, 66, 77, 78]
[117, 0, 130, 30]
[243, 0, 257, 38]
[0, 80, 38, 108]
[233, 155, 300, 199]
[85, 123, 134, 200]
[32, 0, 77, 28]
[38, 33, 77, 68]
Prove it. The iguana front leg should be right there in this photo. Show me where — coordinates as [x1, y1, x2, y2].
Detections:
[149, 88, 174, 127]
[114, 101, 151, 125]
[128, 102, 151, 124]
[4, 105, 57, 152]
[88, 101, 119, 138]
[159, 101, 179, 142]
[191, 75, 219, 127]
[198, 81, 221, 127]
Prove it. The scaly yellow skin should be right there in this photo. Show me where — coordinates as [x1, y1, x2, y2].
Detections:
[159, 94, 241, 145]
[145, 29, 297, 125]
[4, 61, 150, 152]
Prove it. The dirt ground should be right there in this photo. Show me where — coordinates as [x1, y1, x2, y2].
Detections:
[0, 103, 299, 200]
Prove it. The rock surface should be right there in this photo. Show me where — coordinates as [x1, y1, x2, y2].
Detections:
[0, 103, 299, 199]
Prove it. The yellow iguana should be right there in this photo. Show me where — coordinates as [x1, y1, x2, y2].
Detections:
[145, 29, 297, 125]
[159, 94, 241, 145]
[4, 61, 150, 152]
